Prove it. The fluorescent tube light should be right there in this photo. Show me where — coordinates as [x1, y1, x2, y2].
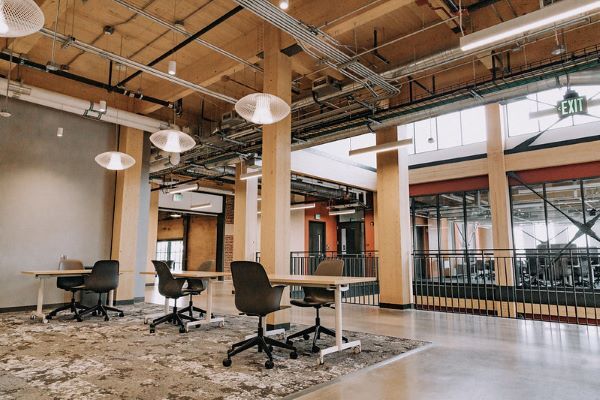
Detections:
[329, 209, 356, 216]
[240, 169, 262, 180]
[460, 0, 600, 52]
[291, 203, 316, 211]
[349, 138, 413, 157]
[191, 202, 212, 210]
[166, 184, 198, 194]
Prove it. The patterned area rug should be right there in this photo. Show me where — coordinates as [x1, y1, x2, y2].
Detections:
[0, 304, 428, 400]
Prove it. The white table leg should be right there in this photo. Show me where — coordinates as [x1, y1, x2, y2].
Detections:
[186, 278, 224, 330]
[108, 290, 114, 307]
[318, 284, 360, 364]
[32, 277, 48, 323]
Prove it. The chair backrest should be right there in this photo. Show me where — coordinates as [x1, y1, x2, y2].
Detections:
[231, 261, 278, 315]
[304, 259, 344, 303]
[152, 260, 185, 298]
[84, 260, 119, 292]
[198, 260, 215, 271]
[57, 259, 85, 290]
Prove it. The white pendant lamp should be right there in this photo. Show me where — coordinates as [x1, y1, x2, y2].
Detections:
[235, 93, 290, 125]
[94, 151, 136, 170]
[0, 0, 45, 38]
[149, 129, 196, 153]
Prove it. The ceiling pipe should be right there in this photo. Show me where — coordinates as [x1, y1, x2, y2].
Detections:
[38, 28, 238, 105]
[0, 77, 168, 132]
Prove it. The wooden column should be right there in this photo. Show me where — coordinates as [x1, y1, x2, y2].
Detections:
[260, 24, 292, 329]
[375, 126, 413, 308]
[145, 189, 159, 284]
[111, 126, 144, 301]
[233, 162, 258, 261]
[486, 103, 516, 316]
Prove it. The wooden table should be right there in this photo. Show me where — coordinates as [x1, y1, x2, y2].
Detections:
[21, 269, 125, 323]
[141, 271, 230, 330]
[269, 274, 377, 364]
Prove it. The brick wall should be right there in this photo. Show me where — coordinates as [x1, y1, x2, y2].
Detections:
[224, 195, 235, 273]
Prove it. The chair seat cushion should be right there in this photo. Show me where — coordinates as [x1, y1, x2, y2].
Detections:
[291, 299, 326, 307]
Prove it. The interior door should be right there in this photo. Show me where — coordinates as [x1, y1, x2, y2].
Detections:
[308, 221, 326, 254]
[338, 221, 364, 254]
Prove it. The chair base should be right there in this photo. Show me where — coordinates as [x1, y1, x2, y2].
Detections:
[223, 316, 297, 369]
[286, 312, 348, 352]
[177, 299, 212, 320]
[79, 295, 124, 322]
[46, 294, 88, 322]
[149, 304, 198, 333]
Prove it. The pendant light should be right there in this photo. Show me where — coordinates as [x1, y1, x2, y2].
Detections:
[0, 0, 45, 38]
[150, 128, 195, 153]
[95, 151, 136, 170]
[235, 93, 290, 125]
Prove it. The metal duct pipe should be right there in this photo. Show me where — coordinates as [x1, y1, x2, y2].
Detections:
[39, 28, 238, 105]
[290, 180, 355, 200]
[0, 78, 168, 132]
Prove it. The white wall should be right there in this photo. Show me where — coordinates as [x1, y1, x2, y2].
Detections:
[0, 99, 117, 310]
[256, 209, 305, 254]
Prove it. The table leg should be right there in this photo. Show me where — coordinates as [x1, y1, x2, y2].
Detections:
[186, 279, 224, 330]
[108, 290, 114, 307]
[32, 277, 48, 323]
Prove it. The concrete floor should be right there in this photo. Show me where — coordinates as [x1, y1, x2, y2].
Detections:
[146, 281, 600, 400]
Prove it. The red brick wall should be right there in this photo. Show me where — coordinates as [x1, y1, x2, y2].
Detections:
[224, 195, 235, 273]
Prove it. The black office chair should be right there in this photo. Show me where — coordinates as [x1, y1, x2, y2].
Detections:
[177, 260, 215, 319]
[78, 260, 124, 321]
[46, 259, 88, 322]
[286, 259, 348, 353]
[223, 261, 297, 369]
[149, 260, 202, 334]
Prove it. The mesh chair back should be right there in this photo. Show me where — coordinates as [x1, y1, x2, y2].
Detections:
[84, 260, 119, 293]
[152, 260, 185, 298]
[231, 261, 277, 315]
[303, 259, 344, 304]
[57, 259, 85, 290]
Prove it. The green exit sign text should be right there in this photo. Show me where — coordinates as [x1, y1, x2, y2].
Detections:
[557, 95, 587, 118]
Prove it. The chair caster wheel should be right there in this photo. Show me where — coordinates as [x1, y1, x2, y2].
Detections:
[143, 318, 148, 325]
[104, 316, 110, 322]
[46, 315, 53, 320]
[223, 358, 232, 367]
[42, 318, 49, 324]
[179, 326, 187, 334]
[317, 358, 324, 366]
[118, 312, 124, 317]
[290, 351, 298, 359]
[218, 321, 225, 328]
[76, 317, 83, 322]
[149, 324, 155, 334]
[311, 345, 320, 353]
[30, 315, 36, 320]
[353, 346, 361, 354]
[265, 360, 274, 369]
[303, 334, 310, 340]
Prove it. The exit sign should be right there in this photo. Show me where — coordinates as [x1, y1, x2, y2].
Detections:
[557, 93, 587, 118]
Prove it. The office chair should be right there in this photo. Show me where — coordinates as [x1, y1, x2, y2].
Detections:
[178, 260, 215, 319]
[223, 261, 297, 369]
[78, 260, 124, 321]
[286, 259, 348, 353]
[46, 259, 88, 322]
[148, 260, 202, 333]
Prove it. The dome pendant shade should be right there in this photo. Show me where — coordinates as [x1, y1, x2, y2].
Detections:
[150, 129, 196, 153]
[95, 151, 136, 170]
[235, 93, 290, 125]
[0, 0, 45, 38]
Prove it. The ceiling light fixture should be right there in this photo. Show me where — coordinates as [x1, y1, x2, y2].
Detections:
[279, 0, 289, 10]
[235, 93, 290, 125]
[56, 127, 63, 137]
[0, 0, 45, 38]
[94, 151, 136, 170]
[150, 128, 196, 153]
[98, 100, 107, 112]
[239, 169, 262, 180]
[168, 60, 177, 76]
[291, 203, 316, 211]
[329, 209, 356, 216]
[166, 184, 198, 195]
[460, 0, 600, 52]
[191, 202, 212, 210]
[348, 138, 413, 157]
[170, 213, 182, 218]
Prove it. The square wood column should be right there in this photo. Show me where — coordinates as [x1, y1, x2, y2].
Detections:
[233, 162, 258, 261]
[260, 24, 292, 329]
[375, 126, 413, 308]
[111, 126, 144, 302]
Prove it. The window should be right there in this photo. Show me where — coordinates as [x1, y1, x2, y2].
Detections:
[460, 107, 487, 144]
[155, 240, 184, 271]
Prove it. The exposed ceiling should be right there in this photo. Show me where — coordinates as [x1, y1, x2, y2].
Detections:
[2, 0, 600, 198]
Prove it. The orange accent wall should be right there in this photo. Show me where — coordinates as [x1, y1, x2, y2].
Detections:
[364, 209, 376, 251]
[305, 202, 338, 252]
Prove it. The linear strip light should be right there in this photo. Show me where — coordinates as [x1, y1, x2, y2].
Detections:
[349, 138, 413, 157]
[191, 202, 212, 210]
[166, 184, 198, 194]
[165, 184, 234, 196]
[329, 209, 356, 216]
[239, 169, 262, 180]
[460, 0, 600, 52]
[291, 203, 316, 211]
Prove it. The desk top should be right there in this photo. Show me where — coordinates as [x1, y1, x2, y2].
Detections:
[268, 274, 377, 286]
[22, 270, 130, 277]
[140, 271, 230, 279]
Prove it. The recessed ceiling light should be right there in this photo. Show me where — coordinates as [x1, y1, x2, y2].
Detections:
[279, 0, 289, 10]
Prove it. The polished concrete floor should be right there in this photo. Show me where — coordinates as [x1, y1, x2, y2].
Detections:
[146, 281, 600, 400]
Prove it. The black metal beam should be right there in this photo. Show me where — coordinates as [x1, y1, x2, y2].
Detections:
[116, 6, 244, 87]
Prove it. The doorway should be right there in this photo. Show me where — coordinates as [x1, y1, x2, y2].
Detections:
[338, 221, 364, 254]
[308, 221, 326, 254]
